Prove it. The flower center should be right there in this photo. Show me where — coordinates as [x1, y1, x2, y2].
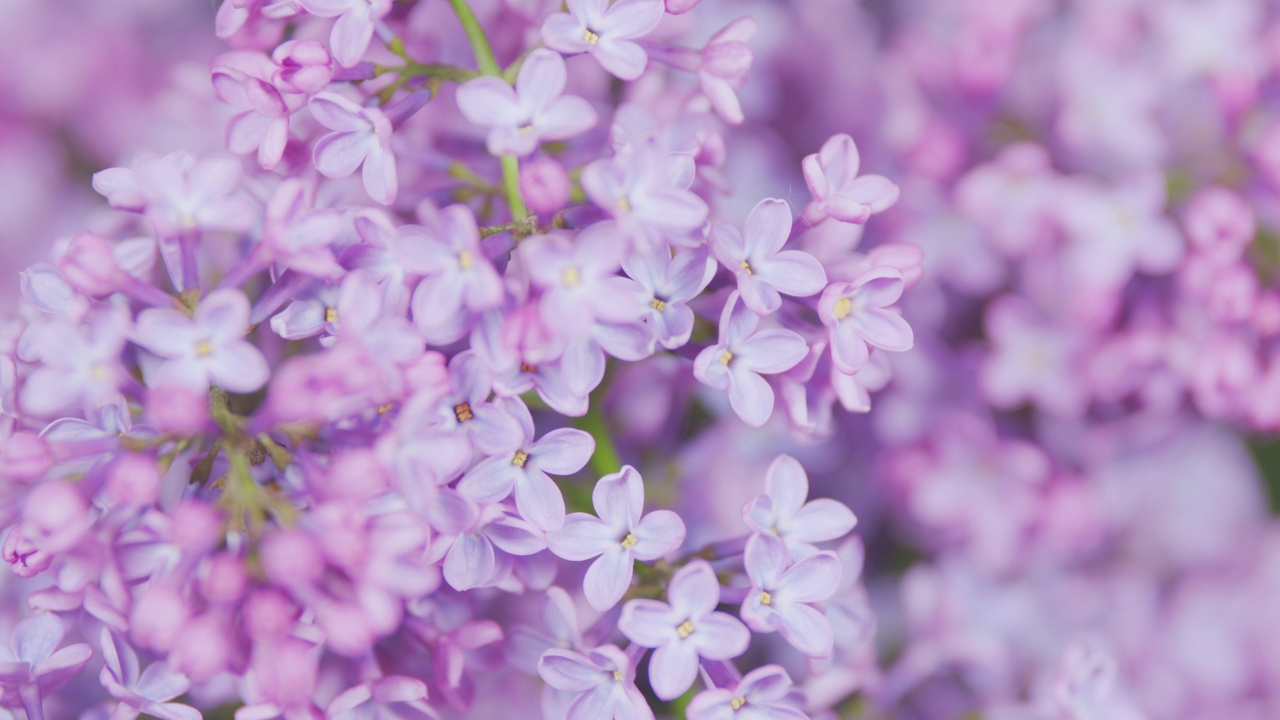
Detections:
[759, 590, 772, 606]
[620, 533, 638, 550]
[454, 402, 474, 422]
[563, 266, 582, 286]
[513, 450, 529, 467]
[377, 403, 395, 414]
[583, 29, 600, 45]
[650, 297, 666, 311]
[612, 669, 624, 682]
[738, 260, 752, 275]
[832, 296, 853, 321]
[616, 196, 632, 213]
[325, 307, 338, 323]
[730, 696, 748, 710]
[195, 340, 214, 357]
[518, 124, 534, 135]
[458, 250, 474, 269]
[521, 361, 538, 373]
[719, 350, 733, 366]
[676, 620, 695, 639]
[90, 364, 109, 381]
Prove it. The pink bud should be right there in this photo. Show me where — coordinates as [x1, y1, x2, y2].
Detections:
[323, 449, 387, 501]
[2, 526, 52, 578]
[1256, 292, 1280, 337]
[1205, 263, 1258, 322]
[24, 481, 89, 553]
[866, 242, 926, 288]
[0, 432, 53, 481]
[169, 502, 224, 555]
[272, 40, 334, 94]
[262, 529, 324, 587]
[106, 453, 162, 507]
[130, 583, 191, 652]
[58, 232, 121, 297]
[1183, 186, 1254, 264]
[146, 380, 210, 436]
[664, 0, 701, 14]
[520, 157, 572, 217]
[171, 613, 233, 683]
[244, 589, 299, 639]
[202, 552, 248, 604]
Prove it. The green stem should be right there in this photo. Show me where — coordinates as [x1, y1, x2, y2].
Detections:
[447, 0, 528, 221]
[574, 400, 622, 477]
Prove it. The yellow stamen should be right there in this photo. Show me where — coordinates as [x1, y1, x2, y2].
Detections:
[458, 250, 474, 269]
[454, 402, 474, 422]
[730, 696, 748, 710]
[676, 620, 695, 639]
[513, 450, 529, 468]
[90, 364, 108, 381]
[719, 350, 733, 366]
[739, 260, 752, 275]
[650, 298, 666, 312]
[584, 29, 600, 45]
[620, 533, 638, 550]
[832, 297, 853, 321]
[521, 362, 537, 373]
[612, 669, 624, 682]
[518, 124, 535, 135]
[325, 307, 338, 323]
[377, 403, 395, 414]
[563, 266, 582, 286]
[759, 590, 772, 606]
[195, 340, 214, 357]
[617, 196, 632, 213]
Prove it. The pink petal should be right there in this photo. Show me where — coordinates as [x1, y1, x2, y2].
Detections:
[764, 455, 809, 520]
[313, 131, 371, 179]
[630, 509, 684, 561]
[456, 77, 523, 127]
[727, 367, 775, 427]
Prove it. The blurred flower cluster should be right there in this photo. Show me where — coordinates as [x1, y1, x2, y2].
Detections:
[2, 0, 1279, 719]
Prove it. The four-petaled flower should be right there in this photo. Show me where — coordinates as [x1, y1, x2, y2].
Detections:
[817, 267, 914, 374]
[0, 612, 93, 720]
[133, 289, 270, 394]
[802, 133, 900, 225]
[742, 454, 858, 560]
[539, 645, 655, 720]
[685, 664, 807, 720]
[709, 198, 827, 315]
[740, 532, 841, 658]
[541, 0, 665, 81]
[310, 92, 398, 205]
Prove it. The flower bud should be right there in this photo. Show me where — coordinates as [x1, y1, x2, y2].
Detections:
[24, 480, 89, 553]
[262, 528, 324, 587]
[0, 432, 52, 481]
[130, 582, 190, 652]
[1183, 186, 1254, 264]
[520, 157, 571, 217]
[106, 452, 162, 507]
[272, 40, 333, 94]
[58, 232, 121, 297]
[169, 501, 224, 555]
[146, 380, 210, 436]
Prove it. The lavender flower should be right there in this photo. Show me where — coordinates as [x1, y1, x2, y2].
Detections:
[740, 533, 840, 658]
[709, 198, 828, 315]
[541, 0, 665, 81]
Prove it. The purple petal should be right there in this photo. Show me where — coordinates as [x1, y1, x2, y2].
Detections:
[547, 514, 615, 561]
[14, 613, 64, 663]
[819, 134, 860, 188]
[617, 599, 679, 647]
[538, 649, 602, 692]
[689, 613, 750, 661]
[739, 329, 808, 375]
[444, 534, 496, 590]
[457, 457, 521, 504]
[764, 454, 808, 520]
[778, 551, 841, 604]
[537, 96, 598, 141]
[135, 663, 190, 702]
[853, 308, 914, 352]
[843, 174, 900, 212]
[777, 601, 834, 658]
[756, 250, 826, 298]
[744, 533, 789, 589]
[205, 342, 270, 394]
[330, 6, 375, 67]
[593, 466, 644, 530]
[594, 38, 649, 81]
[485, 515, 547, 555]
[517, 48, 568, 113]
[530, 428, 594, 475]
[727, 367, 775, 427]
[743, 198, 792, 258]
[649, 639, 698, 701]
[583, 547, 633, 610]
[309, 93, 370, 132]
[541, 13, 592, 55]
[832, 319, 870, 374]
[598, 0, 663, 38]
[360, 143, 398, 205]
[514, 468, 567, 531]
[666, 561, 719, 621]
[313, 131, 370, 179]
[785, 500, 857, 545]
[456, 77, 522, 127]
[630, 509, 685, 561]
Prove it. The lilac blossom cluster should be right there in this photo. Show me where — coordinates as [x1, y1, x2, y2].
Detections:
[0, 0, 912, 719]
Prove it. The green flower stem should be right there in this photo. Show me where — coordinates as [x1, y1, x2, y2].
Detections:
[447, 0, 529, 222]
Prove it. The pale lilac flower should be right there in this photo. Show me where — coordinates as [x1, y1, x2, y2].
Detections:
[456, 49, 598, 157]
[0, 612, 93, 720]
[1057, 173, 1183, 290]
[740, 533, 841, 658]
[16, 306, 129, 417]
[99, 630, 200, 720]
[256, 179, 345, 279]
[547, 466, 686, 611]
[743, 454, 857, 560]
[270, 281, 340, 342]
[440, 350, 524, 456]
[521, 226, 645, 337]
[212, 51, 301, 171]
[272, 40, 334, 94]
[92, 150, 255, 238]
[623, 247, 716, 349]
[817, 267, 913, 374]
[685, 665, 806, 720]
[297, 0, 392, 68]
[801, 134, 900, 225]
[581, 137, 708, 252]
[310, 92, 397, 205]
[406, 205, 504, 343]
[458, 398, 594, 531]
[537, 645, 654, 720]
[693, 292, 808, 427]
[430, 490, 546, 591]
[709, 198, 827, 315]
[541, 0, 665, 81]
[645, 18, 757, 124]
[618, 561, 750, 700]
[508, 586, 585, 673]
[133, 289, 270, 393]
[325, 676, 431, 719]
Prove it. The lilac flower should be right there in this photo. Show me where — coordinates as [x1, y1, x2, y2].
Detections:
[685, 665, 807, 720]
[458, 398, 594, 531]
[456, 48, 598, 157]
[693, 292, 808, 427]
[297, 0, 392, 68]
[541, 0, 665, 81]
[521, 226, 646, 337]
[801, 134, 900, 224]
[709, 198, 827, 315]
[507, 586, 585, 674]
[272, 40, 334, 95]
[622, 247, 717, 349]
[133, 289, 270, 393]
[740, 533, 841, 658]
[618, 561, 750, 700]
[817, 267, 913, 374]
[439, 350, 524, 456]
[742, 454, 858, 560]
[430, 490, 546, 591]
[310, 92, 397, 205]
[537, 645, 654, 720]
[404, 204, 504, 342]
[99, 630, 200, 720]
[92, 151, 255, 239]
[547, 466, 686, 611]
[325, 676, 431, 719]
[212, 51, 301, 171]
[645, 18, 757, 124]
[0, 612, 93, 720]
[16, 306, 128, 417]
[581, 137, 709, 252]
